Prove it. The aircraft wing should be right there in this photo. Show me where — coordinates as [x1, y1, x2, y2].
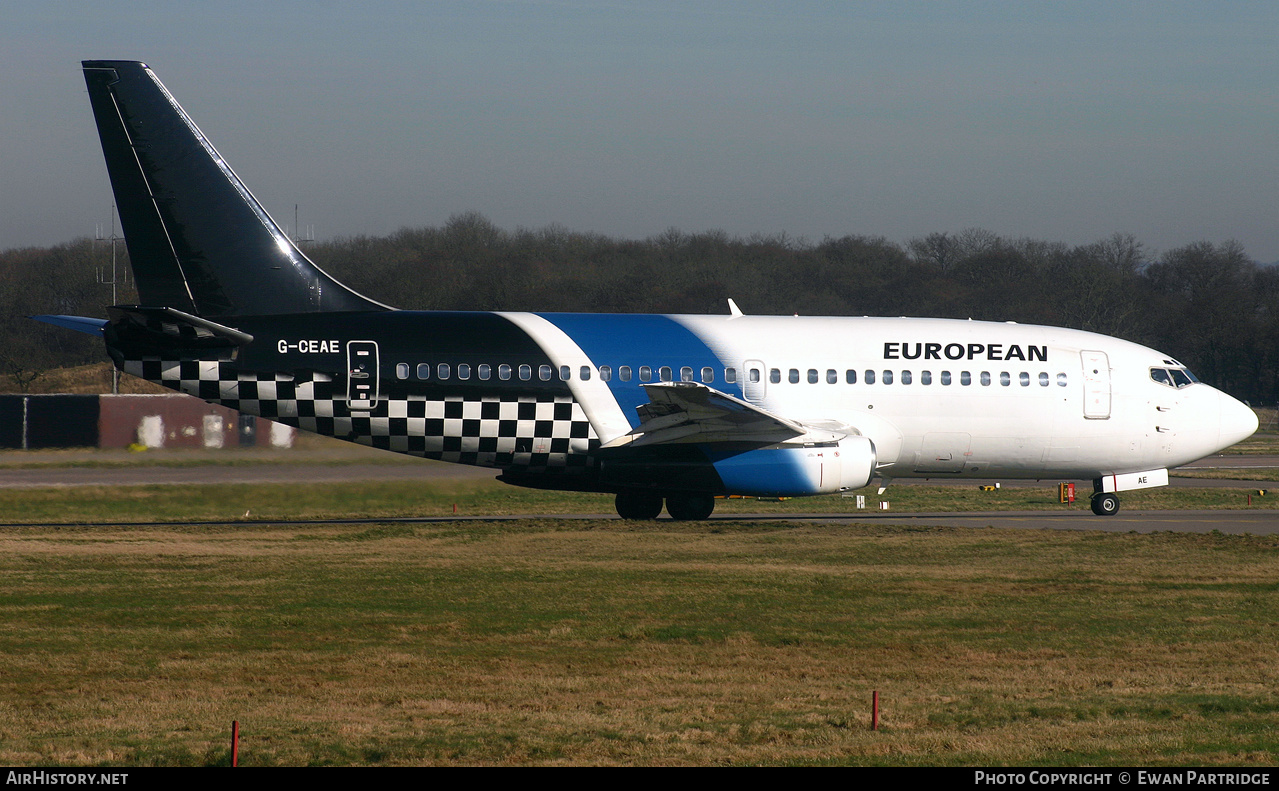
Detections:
[602, 381, 846, 448]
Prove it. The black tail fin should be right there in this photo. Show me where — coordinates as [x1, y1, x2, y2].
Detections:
[82, 60, 389, 318]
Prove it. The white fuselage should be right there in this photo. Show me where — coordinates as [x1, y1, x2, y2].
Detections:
[581, 315, 1260, 481]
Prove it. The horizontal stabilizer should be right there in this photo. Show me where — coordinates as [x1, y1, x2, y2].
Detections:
[30, 315, 108, 335]
[107, 306, 254, 348]
[604, 381, 846, 448]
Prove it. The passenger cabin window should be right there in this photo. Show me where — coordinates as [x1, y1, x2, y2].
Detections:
[457, 364, 471, 380]
[846, 369, 857, 384]
[680, 366, 693, 382]
[659, 366, 672, 382]
[478, 364, 491, 380]
[808, 369, 818, 384]
[882, 370, 893, 385]
[980, 371, 991, 386]
[581, 366, 592, 381]
[1057, 373, 1068, 387]
[921, 370, 932, 385]
[1039, 372, 1049, 387]
[725, 368, 737, 383]
[639, 366, 652, 382]
[901, 370, 912, 385]
[865, 370, 876, 385]
[620, 366, 632, 382]
[560, 365, 571, 381]
[749, 368, 761, 383]
[539, 365, 552, 381]
[941, 371, 951, 385]
[701, 367, 714, 383]
[827, 369, 837, 384]
[1019, 372, 1030, 387]
[499, 364, 511, 380]
[438, 363, 451, 380]
[1000, 372, 1010, 386]
[519, 364, 531, 381]
[417, 363, 430, 380]
[960, 371, 971, 386]
[396, 363, 409, 380]
[600, 365, 612, 381]
[770, 369, 781, 384]
[789, 369, 800, 384]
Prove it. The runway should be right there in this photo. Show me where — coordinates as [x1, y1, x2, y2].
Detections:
[1, 450, 1275, 489]
[2, 449, 1276, 535]
[3, 508, 1276, 535]
[785, 509, 1279, 534]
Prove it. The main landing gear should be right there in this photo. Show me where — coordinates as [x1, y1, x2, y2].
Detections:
[614, 492, 716, 521]
[1090, 491, 1120, 516]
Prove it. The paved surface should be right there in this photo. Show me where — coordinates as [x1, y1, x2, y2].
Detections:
[1179, 455, 1279, 469]
[0, 445, 1273, 532]
[2, 448, 1277, 535]
[6, 510, 1275, 535]
[785, 509, 1279, 534]
[1, 449, 1275, 489]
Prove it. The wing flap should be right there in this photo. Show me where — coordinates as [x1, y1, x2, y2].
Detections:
[605, 381, 846, 448]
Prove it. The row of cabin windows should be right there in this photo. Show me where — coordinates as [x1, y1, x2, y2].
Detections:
[393, 362, 722, 383]
[393, 362, 1069, 388]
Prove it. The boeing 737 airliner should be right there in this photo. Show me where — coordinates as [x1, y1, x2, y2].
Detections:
[36, 61, 1259, 519]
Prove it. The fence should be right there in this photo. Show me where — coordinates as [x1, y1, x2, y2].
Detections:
[0, 394, 294, 450]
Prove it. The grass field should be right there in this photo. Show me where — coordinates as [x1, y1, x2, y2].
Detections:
[1, 436, 1277, 765]
[0, 517, 1276, 766]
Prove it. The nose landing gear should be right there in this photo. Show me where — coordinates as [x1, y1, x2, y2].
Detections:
[1090, 491, 1120, 516]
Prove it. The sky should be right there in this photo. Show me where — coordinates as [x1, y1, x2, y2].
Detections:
[1, 0, 1275, 261]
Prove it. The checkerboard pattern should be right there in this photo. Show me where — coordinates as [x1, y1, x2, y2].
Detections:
[124, 356, 598, 471]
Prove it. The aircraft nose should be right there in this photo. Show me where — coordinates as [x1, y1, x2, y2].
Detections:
[1218, 391, 1259, 448]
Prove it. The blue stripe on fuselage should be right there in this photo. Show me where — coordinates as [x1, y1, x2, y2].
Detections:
[536, 313, 743, 427]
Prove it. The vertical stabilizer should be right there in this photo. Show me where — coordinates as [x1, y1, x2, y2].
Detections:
[82, 61, 389, 317]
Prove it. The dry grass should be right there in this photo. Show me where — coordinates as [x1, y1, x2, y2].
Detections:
[0, 520, 1276, 766]
[0, 363, 168, 395]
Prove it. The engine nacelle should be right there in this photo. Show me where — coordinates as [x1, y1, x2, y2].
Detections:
[712, 435, 877, 497]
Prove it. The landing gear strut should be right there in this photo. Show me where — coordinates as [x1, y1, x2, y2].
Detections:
[1090, 491, 1120, 516]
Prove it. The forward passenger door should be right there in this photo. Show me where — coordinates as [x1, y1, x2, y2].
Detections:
[1081, 351, 1111, 419]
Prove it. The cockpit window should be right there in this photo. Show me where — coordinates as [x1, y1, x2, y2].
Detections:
[1150, 367, 1197, 389]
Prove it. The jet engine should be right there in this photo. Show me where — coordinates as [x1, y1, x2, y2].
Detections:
[712, 435, 877, 497]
